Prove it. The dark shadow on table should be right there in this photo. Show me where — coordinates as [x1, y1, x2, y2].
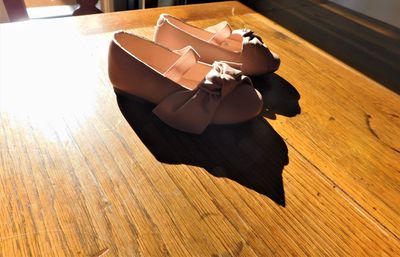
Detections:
[116, 77, 300, 206]
[251, 73, 301, 119]
[240, 0, 400, 93]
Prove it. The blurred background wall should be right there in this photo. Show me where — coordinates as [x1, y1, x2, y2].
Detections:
[329, 0, 400, 28]
[0, 0, 10, 23]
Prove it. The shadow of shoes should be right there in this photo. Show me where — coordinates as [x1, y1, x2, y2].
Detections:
[116, 94, 289, 206]
[251, 73, 301, 119]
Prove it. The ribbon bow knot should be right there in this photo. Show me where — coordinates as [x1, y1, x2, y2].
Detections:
[202, 62, 244, 98]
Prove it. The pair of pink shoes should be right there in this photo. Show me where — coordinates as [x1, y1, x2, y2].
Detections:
[108, 14, 280, 134]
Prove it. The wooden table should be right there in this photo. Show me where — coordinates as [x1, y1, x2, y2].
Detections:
[0, 1, 399, 256]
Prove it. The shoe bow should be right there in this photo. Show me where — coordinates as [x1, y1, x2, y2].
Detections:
[153, 62, 252, 134]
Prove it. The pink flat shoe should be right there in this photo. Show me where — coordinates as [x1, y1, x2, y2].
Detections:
[108, 31, 263, 134]
[154, 14, 280, 76]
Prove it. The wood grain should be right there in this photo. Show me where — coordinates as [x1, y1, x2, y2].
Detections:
[0, 1, 399, 256]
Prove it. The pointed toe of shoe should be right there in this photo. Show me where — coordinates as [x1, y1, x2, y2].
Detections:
[241, 45, 281, 75]
[269, 50, 281, 72]
[212, 83, 263, 125]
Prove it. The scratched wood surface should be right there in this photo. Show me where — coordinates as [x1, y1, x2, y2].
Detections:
[0, 1, 399, 256]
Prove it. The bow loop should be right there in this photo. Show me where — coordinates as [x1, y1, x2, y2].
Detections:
[232, 28, 264, 46]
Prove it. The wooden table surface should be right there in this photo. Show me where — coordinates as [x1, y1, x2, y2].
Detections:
[0, 1, 399, 256]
